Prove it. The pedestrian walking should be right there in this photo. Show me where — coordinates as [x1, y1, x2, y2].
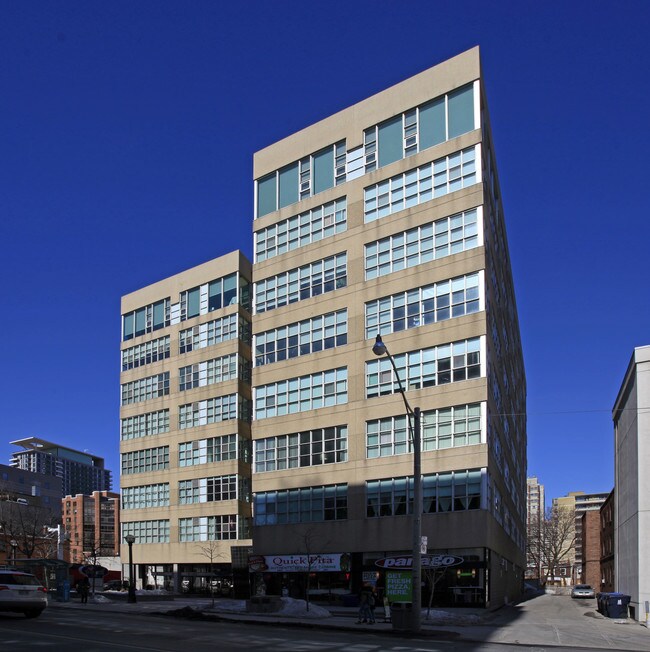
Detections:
[368, 587, 378, 624]
[356, 584, 374, 624]
[78, 577, 90, 604]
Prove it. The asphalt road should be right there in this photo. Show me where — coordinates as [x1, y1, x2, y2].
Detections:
[0, 606, 550, 652]
[1, 609, 464, 652]
[1, 593, 648, 652]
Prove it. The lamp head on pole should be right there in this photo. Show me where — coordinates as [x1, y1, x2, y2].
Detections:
[124, 534, 136, 545]
[372, 334, 387, 357]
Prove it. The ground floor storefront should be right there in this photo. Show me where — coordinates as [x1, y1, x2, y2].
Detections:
[248, 547, 518, 608]
[122, 562, 237, 596]
[123, 545, 522, 607]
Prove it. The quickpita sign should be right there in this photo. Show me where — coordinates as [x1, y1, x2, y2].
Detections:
[248, 553, 350, 573]
[375, 555, 464, 569]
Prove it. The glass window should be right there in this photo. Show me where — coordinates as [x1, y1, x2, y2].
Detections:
[254, 310, 347, 366]
[255, 253, 347, 314]
[255, 198, 347, 262]
[223, 274, 237, 306]
[419, 96, 446, 149]
[364, 146, 479, 223]
[178, 394, 244, 429]
[122, 484, 170, 510]
[366, 338, 482, 398]
[378, 115, 403, 167]
[448, 84, 475, 139]
[255, 368, 347, 420]
[123, 313, 134, 341]
[122, 520, 170, 544]
[257, 173, 277, 217]
[254, 484, 347, 525]
[121, 447, 169, 475]
[121, 410, 169, 440]
[187, 288, 200, 319]
[208, 279, 222, 311]
[279, 162, 299, 208]
[121, 373, 170, 405]
[122, 299, 171, 342]
[121, 336, 170, 371]
[152, 300, 165, 330]
[135, 308, 146, 337]
[313, 147, 334, 194]
[365, 273, 481, 338]
[254, 426, 347, 472]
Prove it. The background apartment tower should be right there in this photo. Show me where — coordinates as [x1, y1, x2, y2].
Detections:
[119, 252, 253, 592]
[527, 477, 545, 522]
[250, 47, 527, 607]
[10, 437, 112, 498]
[526, 476, 545, 581]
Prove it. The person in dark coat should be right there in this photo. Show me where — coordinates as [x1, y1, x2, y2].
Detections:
[78, 577, 90, 604]
[356, 585, 375, 624]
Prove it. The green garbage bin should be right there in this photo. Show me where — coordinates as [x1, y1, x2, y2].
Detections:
[390, 601, 414, 631]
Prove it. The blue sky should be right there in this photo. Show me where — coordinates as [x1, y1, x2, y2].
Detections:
[1, 1, 649, 507]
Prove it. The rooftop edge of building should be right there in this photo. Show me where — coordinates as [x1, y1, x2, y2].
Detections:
[253, 46, 481, 179]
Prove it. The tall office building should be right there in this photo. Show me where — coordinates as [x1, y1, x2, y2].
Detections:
[250, 47, 527, 607]
[119, 252, 253, 592]
[10, 437, 112, 498]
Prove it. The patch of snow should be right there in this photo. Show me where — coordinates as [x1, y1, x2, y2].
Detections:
[205, 597, 331, 619]
[423, 609, 484, 624]
[89, 594, 112, 603]
[278, 598, 331, 619]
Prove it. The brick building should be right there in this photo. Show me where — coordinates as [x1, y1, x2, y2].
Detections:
[580, 510, 601, 589]
[600, 489, 615, 593]
[63, 491, 120, 563]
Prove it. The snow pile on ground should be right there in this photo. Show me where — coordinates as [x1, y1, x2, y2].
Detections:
[208, 597, 331, 619]
[204, 598, 483, 624]
[423, 609, 485, 624]
[88, 594, 112, 603]
[103, 588, 172, 595]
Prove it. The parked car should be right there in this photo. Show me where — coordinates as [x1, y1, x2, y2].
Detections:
[0, 570, 48, 618]
[571, 584, 595, 599]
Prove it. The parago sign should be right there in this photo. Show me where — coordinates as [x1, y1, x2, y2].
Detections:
[375, 555, 464, 569]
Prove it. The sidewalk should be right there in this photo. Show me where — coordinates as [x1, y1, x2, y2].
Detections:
[48, 593, 650, 650]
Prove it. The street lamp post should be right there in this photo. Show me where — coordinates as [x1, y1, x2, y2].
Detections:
[10, 539, 18, 564]
[372, 334, 422, 633]
[124, 534, 137, 603]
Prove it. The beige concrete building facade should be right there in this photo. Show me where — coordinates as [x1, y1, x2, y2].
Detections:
[250, 47, 527, 608]
[613, 345, 650, 620]
[119, 252, 253, 593]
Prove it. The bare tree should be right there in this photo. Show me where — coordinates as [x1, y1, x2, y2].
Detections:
[81, 540, 112, 598]
[0, 499, 58, 560]
[196, 540, 223, 608]
[295, 526, 332, 612]
[423, 565, 446, 619]
[527, 505, 576, 586]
